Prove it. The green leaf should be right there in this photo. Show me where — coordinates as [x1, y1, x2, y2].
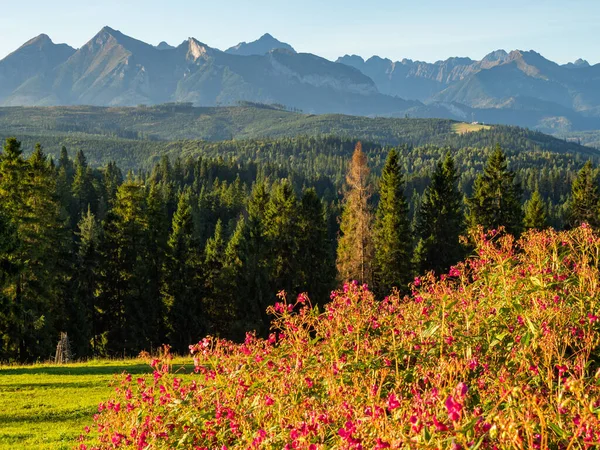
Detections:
[548, 422, 565, 438]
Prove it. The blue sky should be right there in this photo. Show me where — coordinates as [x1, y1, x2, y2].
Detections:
[1, 0, 598, 64]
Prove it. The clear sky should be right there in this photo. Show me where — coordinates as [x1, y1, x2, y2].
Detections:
[1, 0, 598, 64]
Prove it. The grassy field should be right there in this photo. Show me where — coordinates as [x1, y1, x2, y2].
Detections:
[452, 122, 492, 134]
[0, 359, 190, 449]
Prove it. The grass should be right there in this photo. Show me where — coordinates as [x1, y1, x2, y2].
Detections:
[0, 359, 192, 449]
[452, 122, 492, 134]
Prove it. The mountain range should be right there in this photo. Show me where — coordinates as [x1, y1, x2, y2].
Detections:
[1, 27, 600, 138]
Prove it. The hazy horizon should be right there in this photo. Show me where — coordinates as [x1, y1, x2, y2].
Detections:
[1, 0, 598, 65]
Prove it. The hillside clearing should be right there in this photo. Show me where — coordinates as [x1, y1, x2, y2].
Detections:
[453, 122, 492, 134]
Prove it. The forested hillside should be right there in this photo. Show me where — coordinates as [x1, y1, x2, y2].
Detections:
[0, 105, 597, 155]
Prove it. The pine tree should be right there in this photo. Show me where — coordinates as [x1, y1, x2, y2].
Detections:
[567, 161, 600, 229]
[467, 145, 523, 236]
[337, 143, 374, 285]
[372, 148, 412, 293]
[523, 190, 548, 230]
[415, 153, 465, 275]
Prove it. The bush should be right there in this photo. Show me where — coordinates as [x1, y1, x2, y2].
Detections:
[79, 226, 600, 449]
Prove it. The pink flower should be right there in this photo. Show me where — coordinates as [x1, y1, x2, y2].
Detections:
[375, 438, 391, 448]
[387, 393, 401, 411]
[445, 395, 462, 421]
[449, 266, 461, 277]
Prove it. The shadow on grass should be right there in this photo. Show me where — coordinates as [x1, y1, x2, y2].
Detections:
[0, 380, 113, 391]
[0, 363, 152, 377]
[0, 362, 195, 377]
[0, 407, 97, 424]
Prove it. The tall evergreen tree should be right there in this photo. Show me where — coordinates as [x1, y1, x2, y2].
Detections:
[523, 190, 548, 230]
[414, 153, 465, 275]
[297, 188, 335, 302]
[71, 150, 97, 223]
[567, 161, 600, 229]
[203, 219, 234, 336]
[467, 145, 523, 236]
[263, 179, 301, 298]
[69, 208, 101, 357]
[0, 207, 20, 360]
[103, 161, 123, 207]
[162, 189, 203, 353]
[243, 180, 271, 331]
[373, 148, 412, 293]
[336, 143, 374, 284]
[145, 184, 169, 344]
[98, 177, 153, 355]
[0, 142, 70, 360]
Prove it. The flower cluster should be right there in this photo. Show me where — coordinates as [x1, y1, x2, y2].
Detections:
[79, 227, 600, 449]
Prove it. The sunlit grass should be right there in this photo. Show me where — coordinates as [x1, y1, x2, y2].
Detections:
[453, 122, 492, 134]
[0, 358, 192, 449]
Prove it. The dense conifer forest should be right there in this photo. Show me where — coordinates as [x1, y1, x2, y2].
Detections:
[0, 131, 598, 362]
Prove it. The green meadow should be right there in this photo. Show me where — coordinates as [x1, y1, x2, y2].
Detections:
[0, 360, 169, 449]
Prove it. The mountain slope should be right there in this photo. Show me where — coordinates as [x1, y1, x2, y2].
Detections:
[1, 27, 419, 116]
[0, 34, 75, 103]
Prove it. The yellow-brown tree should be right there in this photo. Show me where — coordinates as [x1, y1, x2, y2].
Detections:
[336, 143, 374, 285]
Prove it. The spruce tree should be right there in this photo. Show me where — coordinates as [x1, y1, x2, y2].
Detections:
[203, 219, 233, 336]
[373, 148, 412, 293]
[336, 143, 374, 285]
[415, 153, 465, 275]
[69, 208, 101, 357]
[0, 207, 19, 360]
[103, 161, 123, 207]
[297, 188, 335, 302]
[467, 145, 523, 236]
[71, 150, 97, 223]
[98, 176, 153, 355]
[263, 179, 301, 298]
[523, 190, 548, 230]
[162, 189, 203, 353]
[243, 180, 272, 331]
[145, 184, 169, 345]
[567, 161, 600, 228]
[223, 216, 248, 337]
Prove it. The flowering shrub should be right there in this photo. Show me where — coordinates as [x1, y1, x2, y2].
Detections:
[79, 227, 600, 449]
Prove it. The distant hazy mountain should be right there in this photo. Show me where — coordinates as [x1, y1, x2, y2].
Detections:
[0, 27, 417, 116]
[225, 33, 296, 56]
[337, 49, 600, 133]
[562, 58, 590, 69]
[0, 34, 75, 101]
[156, 41, 175, 50]
[1, 28, 600, 134]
